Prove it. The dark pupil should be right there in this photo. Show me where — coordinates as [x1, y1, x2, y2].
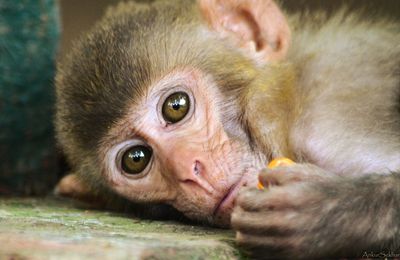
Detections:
[122, 145, 152, 175]
[172, 103, 180, 110]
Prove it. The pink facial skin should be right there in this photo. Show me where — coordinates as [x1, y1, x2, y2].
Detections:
[100, 67, 265, 226]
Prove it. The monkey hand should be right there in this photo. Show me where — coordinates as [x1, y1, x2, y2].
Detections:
[231, 164, 383, 259]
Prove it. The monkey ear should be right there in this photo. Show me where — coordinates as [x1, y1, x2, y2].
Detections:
[198, 0, 290, 63]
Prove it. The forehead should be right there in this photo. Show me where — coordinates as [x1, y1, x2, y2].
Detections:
[57, 0, 254, 153]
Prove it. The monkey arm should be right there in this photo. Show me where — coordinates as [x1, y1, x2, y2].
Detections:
[54, 174, 111, 208]
[232, 164, 400, 259]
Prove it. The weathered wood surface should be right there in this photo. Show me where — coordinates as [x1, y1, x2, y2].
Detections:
[0, 197, 241, 260]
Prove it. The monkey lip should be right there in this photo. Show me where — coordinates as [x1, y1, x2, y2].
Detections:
[213, 178, 246, 217]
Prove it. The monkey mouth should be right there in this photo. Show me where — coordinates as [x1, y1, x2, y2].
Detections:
[213, 178, 246, 217]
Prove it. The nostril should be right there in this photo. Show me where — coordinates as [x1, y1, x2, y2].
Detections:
[194, 160, 201, 176]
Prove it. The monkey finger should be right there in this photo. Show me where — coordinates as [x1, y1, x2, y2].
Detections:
[236, 231, 302, 257]
[236, 185, 311, 212]
[236, 188, 292, 211]
[259, 163, 332, 187]
[258, 168, 294, 187]
[232, 207, 297, 236]
[235, 188, 264, 210]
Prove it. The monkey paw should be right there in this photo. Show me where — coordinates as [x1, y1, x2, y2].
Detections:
[231, 164, 346, 258]
[259, 163, 334, 187]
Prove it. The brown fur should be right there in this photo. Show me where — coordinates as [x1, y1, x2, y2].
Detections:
[55, 0, 400, 258]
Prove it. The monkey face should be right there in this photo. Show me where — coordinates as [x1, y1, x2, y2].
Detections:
[99, 68, 265, 226]
[56, 0, 283, 227]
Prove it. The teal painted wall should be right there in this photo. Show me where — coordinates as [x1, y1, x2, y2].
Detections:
[0, 0, 60, 195]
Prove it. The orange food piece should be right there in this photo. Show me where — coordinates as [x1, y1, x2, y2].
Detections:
[257, 182, 265, 190]
[257, 158, 295, 190]
[267, 158, 295, 169]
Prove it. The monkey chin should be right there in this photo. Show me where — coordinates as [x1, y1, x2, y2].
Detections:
[212, 170, 258, 227]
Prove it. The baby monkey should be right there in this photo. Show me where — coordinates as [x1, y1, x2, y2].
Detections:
[55, 0, 400, 258]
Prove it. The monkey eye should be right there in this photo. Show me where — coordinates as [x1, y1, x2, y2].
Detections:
[162, 91, 190, 124]
[121, 145, 152, 175]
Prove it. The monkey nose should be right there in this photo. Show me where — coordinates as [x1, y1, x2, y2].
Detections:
[175, 159, 213, 194]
